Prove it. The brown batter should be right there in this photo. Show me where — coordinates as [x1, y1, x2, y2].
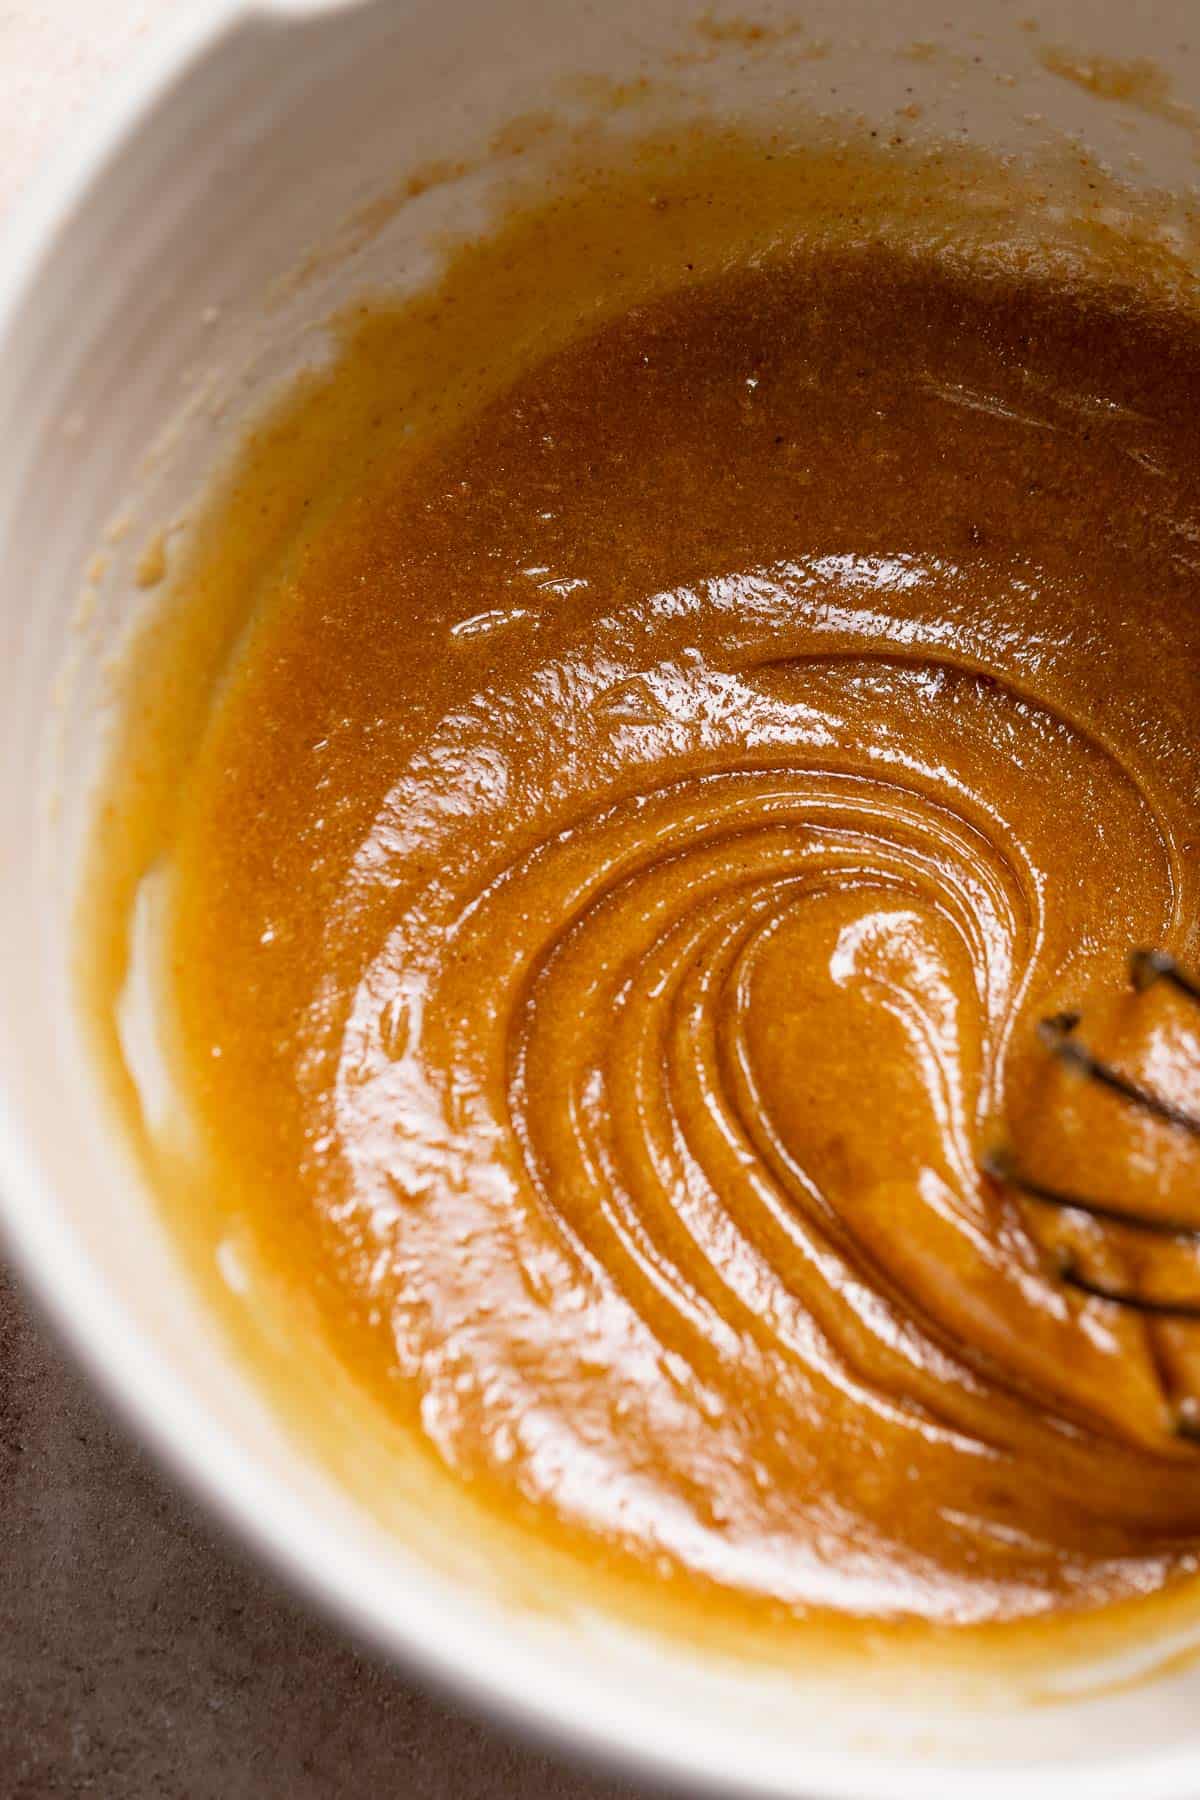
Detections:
[95, 136, 1200, 1637]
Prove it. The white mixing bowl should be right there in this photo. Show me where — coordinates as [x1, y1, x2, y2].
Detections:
[3, 1, 1200, 1794]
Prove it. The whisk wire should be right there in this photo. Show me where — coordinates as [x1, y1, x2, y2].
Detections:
[985, 949, 1200, 1325]
[1036, 1009, 1200, 1138]
[981, 1147, 1200, 1241]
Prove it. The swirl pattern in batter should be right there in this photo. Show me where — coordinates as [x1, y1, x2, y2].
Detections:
[161, 243, 1200, 1626]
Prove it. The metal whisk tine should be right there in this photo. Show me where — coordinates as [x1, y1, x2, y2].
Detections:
[984, 948, 1200, 1328]
[1055, 1257, 1200, 1320]
[1129, 946, 1200, 1005]
[980, 1147, 1200, 1241]
[1036, 980, 1200, 1138]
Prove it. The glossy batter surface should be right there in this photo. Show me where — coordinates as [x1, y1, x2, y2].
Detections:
[161, 243, 1200, 1627]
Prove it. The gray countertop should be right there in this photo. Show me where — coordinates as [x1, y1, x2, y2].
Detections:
[0, 1261, 646, 1798]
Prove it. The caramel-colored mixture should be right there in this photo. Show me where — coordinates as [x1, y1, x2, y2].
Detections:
[125, 212, 1200, 1630]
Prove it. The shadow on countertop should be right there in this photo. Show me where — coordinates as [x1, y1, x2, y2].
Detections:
[0, 1261, 655, 1800]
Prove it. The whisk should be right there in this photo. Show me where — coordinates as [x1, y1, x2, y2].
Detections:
[984, 949, 1200, 1322]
